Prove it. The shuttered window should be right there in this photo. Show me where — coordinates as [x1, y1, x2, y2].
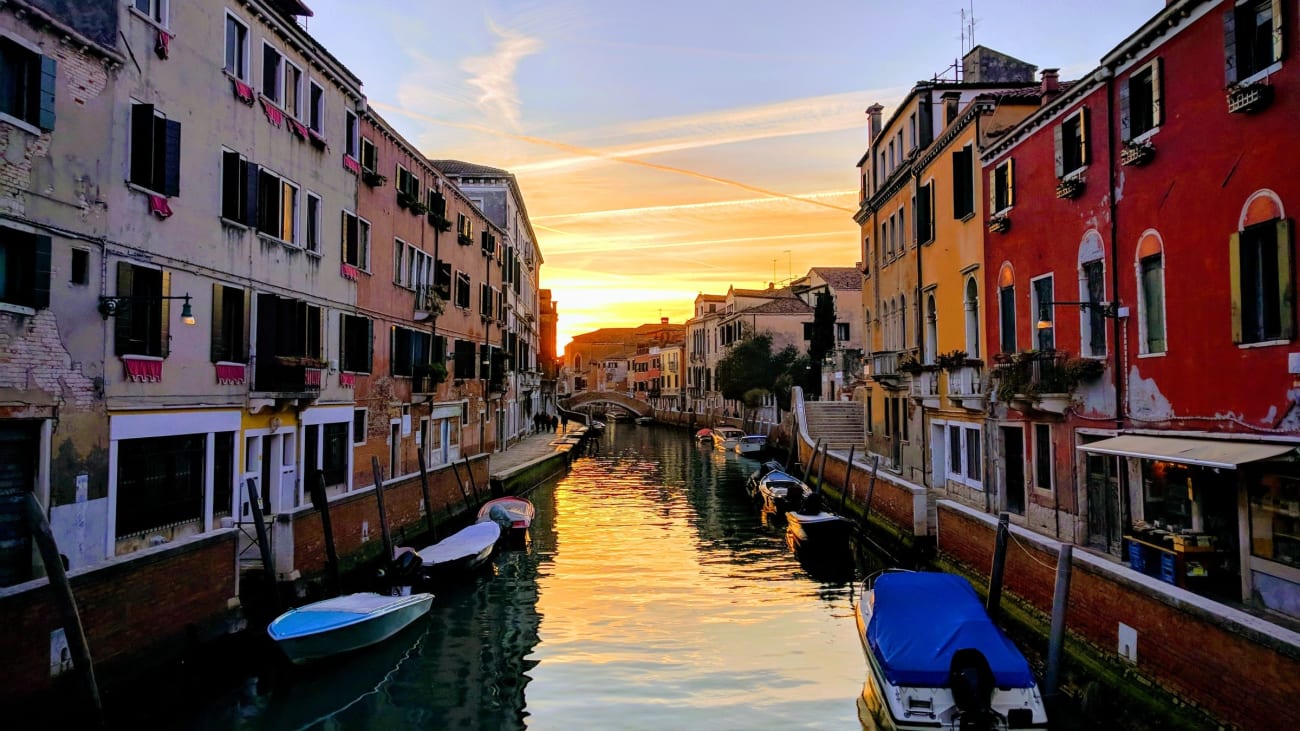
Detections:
[339, 313, 372, 373]
[952, 145, 974, 219]
[0, 228, 50, 310]
[1120, 59, 1162, 141]
[916, 181, 934, 244]
[209, 283, 248, 363]
[991, 159, 1014, 213]
[220, 150, 257, 225]
[113, 262, 169, 357]
[999, 285, 1017, 354]
[342, 211, 369, 268]
[1231, 219, 1293, 344]
[1225, 0, 1284, 84]
[129, 103, 181, 196]
[1140, 254, 1167, 354]
[1054, 108, 1089, 177]
[0, 38, 55, 130]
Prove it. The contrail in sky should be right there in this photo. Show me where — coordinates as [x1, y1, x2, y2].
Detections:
[370, 101, 856, 213]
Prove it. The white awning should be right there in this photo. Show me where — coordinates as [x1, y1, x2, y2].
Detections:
[1077, 435, 1296, 469]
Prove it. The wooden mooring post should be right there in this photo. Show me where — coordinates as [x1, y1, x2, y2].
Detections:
[370, 457, 396, 583]
[309, 475, 340, 596]
[860, 455, 881, 525]
[416, 448, 436, 537]
[987, 512, 1010, 619]
[841, 445, 856, 512]
[815, 440, 829, 492]
[1045, 544, 1074, 704]
[245, 477, 278, 612]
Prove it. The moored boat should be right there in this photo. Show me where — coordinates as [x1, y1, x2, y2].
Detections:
[755, 468, 812, 512]
[734, 434, 767, 456]
[477, 496, 535, 543]
[414, 520, 501, 579]
[267, 591, 434, 665]
[854, 571, 1048, 730]
[784, 492, 853, 552]
[711, 426, 745, 451]
[635, 415, 653, 425]
[694, 428, 714, 443]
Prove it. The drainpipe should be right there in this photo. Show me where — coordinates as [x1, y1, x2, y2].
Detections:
[912, 151, 929, 489]
[1104, 69, 1124, 430]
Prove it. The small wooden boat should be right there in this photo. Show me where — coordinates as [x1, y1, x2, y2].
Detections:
[635, 415, 653, 425]
[477, 496, 535, 543]
[711, 426, 745, 451]
[415, 521, 501, 578]
[267, 591, 434, 665]
[746, 459, 785, 498]
[734, 434, 767, 456]
[785, 493, 853, 552]
[756, 468, 812, 512]
[854, 571, 1048, 730]
[695, 428, 714, 443]
[590, 419, 607, 431]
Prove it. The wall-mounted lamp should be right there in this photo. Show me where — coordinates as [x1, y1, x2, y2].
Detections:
[1036, 300, 1119, 330]
[98, 293, 196, 325]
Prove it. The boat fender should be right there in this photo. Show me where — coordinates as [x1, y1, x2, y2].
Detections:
[948, 648, 996, 722]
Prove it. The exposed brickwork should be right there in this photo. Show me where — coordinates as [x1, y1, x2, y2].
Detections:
[937, 505, 1300, 731]
[0, 311, 96, 410]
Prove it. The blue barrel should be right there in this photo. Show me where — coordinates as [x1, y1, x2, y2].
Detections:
[1127, 541, 1146, 573]
[1160, 553, 1178, 584]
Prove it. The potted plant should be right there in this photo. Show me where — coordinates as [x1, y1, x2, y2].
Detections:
[430, 214, 452, 232]
[397, 190, 416, 209]
[362, 170, 387, 187]
[1064, 356, 1105, 384]
[1055, 175, 1085, 199]
[1120, 139, 1155, 167]
[1226, 81, 1274, 114]
[897, 351, 925, 376]
[988, 213, 1011, 233]
[409, 199, 428, 216]
[936, 349, 969, 372]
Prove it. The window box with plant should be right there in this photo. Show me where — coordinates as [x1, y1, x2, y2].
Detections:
[1226, 82, 1274, 114]
[897, 351, 925, 377]
[1055, 175, 1085, 200]
[1120, 140, 1154, 167]
[987, 213, 1010, 233]
[362, 170, 386, 187]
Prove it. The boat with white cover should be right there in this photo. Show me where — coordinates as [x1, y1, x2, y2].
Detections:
[415, 520, 501, 578]
[267, 591, 434, 665]
[734, 434, 767, 456]
[755, 468, 812, 512]
[854, 571, 1048, 730]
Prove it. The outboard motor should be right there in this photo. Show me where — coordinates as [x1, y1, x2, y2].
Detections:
[948, 648, 998, 731]
[391, 547, 424, 585]
[488, 504, 514, 533]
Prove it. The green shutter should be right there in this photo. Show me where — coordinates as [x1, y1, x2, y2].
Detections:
[37, 56, 56, 131]
[1278, 219, 1294, 339]
[1229, 232, 1243, 344]
[32, 235, 51, 309]
[211, 283, 227, 362]
[162, 119, 181, 197]
[114, 262, 133, 355]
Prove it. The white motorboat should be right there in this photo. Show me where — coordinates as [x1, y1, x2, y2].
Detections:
[415, 520, 501, 578]
[711, 426, 745, 451]
[854, 571, 1048, 730]
[734, 434, 767, 456]
[755, 468, 811, 512]
[267, 591, 433, 665]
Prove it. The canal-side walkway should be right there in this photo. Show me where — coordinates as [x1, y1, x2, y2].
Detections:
[489, 424, 589, 490]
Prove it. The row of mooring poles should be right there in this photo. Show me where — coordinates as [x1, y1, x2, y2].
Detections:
[986, 511, 1073, 709]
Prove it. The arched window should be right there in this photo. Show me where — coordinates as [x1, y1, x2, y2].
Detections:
[1078, 230, 1107, 357]
[886, 298, 896, 350]
[998, 263, 1016, 354]
[1136, 231, 1166, 354]
[924, 294, 937, 364]
[899, 293, 907, 351]
[864, 307, 872, 352]
[1232, 191, 1290, 344]
[964, 276, 980, 358]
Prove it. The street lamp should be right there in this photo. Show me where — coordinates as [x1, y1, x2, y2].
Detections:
[1036, 300, 1120, 330]
[98, 293, 196, 325]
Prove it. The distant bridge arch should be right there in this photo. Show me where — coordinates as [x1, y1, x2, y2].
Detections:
[560, 391, 653, 417]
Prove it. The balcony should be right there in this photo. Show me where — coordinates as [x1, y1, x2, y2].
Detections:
[251, 354, 324, 399]
[413, 285, 445, 322]
[1226, 82, 1273, 114]
[868, 350, 905, 388]
[908, 370, 941, 408]
[990, 350, 1103, 414]
[946, 363, 986, 412]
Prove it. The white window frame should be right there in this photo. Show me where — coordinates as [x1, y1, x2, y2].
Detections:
[256, 167, 299, 245]
[1033, 422, 1054, 493]
[344, 109, 359, 159]
[394, 238, 408, 287]
[341, 210, 371, 271]
[223, 11, 250, 81]
[992, 159, 1015, 214]
[260, 41, 283, 104]
[131, 0, 169, 27]
[455, 270, 471, 310]
[282, 58, 303, 120]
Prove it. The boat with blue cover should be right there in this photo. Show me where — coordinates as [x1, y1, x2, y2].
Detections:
[854, 571, 1048, 730]
[267, 591, 434, 665]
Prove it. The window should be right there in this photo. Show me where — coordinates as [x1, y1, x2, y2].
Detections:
[129, 103, 180, 196]
[457, 213, 472, 243]
[1226, 0, 1283, 84]
[1232, 219, 1293, 344]
[964, 427, 981, 485]
[434, 259, 452, 299]
[396, 165, 420, 201]
[952, 144, 974, 219]
[480, 282, 492, 316]
[352, 408, 367, 445]
[1034, 423, 1053, 491]
[455, 271, 471, 309]
[1032, 276, 1055, 351]
[481, 231, 497, 258]
[0, 37, 55, 131]
[221, 149, 256, 225]
[304, 193, 321, 254]
[836, 323, 850, 341]
[949, 424, 962, 477]
[344, 109, 358, 159]
[428, 190, 447, 220]
[1121, 60, 1162, 141]
[116, 434, 204, 538]
[256, 168, 298, 243]
[342, 211, 370, 269]
[1082, 260, 1107, 357]
[0, 227, 50, 309]
[261, 43, 282, 104]
[1056, 108, 1089, 176]
[283, 61, 303, 118]
[453, 338, 477, 379]
[964, 277, 980, 358]
[991, 159, 1014, 213]
[916, 181, 934, 244]
[390, 326, 432, 377]
[224, 13, 249, 80]
[321, 422, 349, 487]
[133, 0, 167, 24]
[71, 249, 88, 285]
[112, 262, 169, 357]
[308, 81, 324, 133]
[999, 284, 1017, 354]
[210, 283, 247, 363]
[360, 137, 377, 172]
[339, 313, 372, 373]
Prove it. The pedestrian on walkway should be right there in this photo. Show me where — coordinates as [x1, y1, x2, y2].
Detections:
[551, 414, 559, 432]
[560, 413, 568, 432]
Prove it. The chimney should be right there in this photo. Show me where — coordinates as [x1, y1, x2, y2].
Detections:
[660, 317, 668, 325]
[866, 103, 884, 143]
[1040, 68, 1060, 102]
[941, 91, 962, 125]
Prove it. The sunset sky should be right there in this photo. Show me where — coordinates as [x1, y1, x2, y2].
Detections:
[304, 0, 1161, 352]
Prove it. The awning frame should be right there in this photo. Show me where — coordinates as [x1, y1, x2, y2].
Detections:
[1077, 435, 1297, 470]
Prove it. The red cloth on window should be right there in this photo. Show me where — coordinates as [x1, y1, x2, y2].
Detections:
[340, 263, 359, 281]
[304, 369, 322, 387]
[155, 29, 171, 59]
[124, 357, 163, 383]
[289, 119, 309, 139]
[231, 78, 254, 105]
[261, 98, 283, 128]
[215, 363, 246, 385]
[339, 372, 355, 388]
[148, 194, 172, 219]
[342, 155, 360, 174]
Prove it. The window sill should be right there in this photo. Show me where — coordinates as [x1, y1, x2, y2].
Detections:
[304, 248, 321, 259]
[127, 7, 170, 33]
[0, 302, 37, 316]
[0, 112, 41, 137]
[1239, 61, 1283, 89]
[257, 232, 300, 250]
[1238, 339, 1290, 350]
[219, 217, 249, 231]
[1137, 351, 1166, 359]
[126, 181, 168, 199]
[1130, 127, 1159, 145]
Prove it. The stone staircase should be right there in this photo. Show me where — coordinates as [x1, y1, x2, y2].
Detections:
[803, 401, 867, 449]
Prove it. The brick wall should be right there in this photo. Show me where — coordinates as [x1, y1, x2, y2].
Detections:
[937, 504, 1300, 731]
[0, 532, 238, 704]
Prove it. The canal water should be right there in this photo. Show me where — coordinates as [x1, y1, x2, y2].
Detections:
[140, 422, 884, 730]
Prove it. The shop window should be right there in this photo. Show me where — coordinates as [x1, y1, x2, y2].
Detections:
[1249, 473, 1300, 568]
[116, 434, 205, 538]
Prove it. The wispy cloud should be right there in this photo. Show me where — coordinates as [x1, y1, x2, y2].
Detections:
[534, 189, 857, 222]
[461, 20, 544, 130]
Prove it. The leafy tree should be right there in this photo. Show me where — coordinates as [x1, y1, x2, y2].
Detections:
[807, 291, 836, 399]
[715, 334, 774, 401]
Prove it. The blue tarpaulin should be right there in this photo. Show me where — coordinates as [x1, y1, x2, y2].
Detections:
[865, 572, 1036, 688]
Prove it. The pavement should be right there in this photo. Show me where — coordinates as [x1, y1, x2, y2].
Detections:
[489, 423, 588, 479]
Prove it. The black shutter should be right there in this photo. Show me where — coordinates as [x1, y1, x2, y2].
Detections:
[31, 235, 51, 309]
[240, 287, 251, 361]
[162, 119, 181, 197]
[1118, 78, 1131, 142]
[159, 270, 171, 358]
[243, 161, 260, 227]
[114, 262, 134, 355]
[211, 283, 227, 362]
[1223, 9, 1238, 86]
[338, 313, 348, 371]
[256, 293, 276, 385]
[37, 56, 56, 131]
[221, 151, 239, 219]
[365, 318, 373, 373]
[129, 104, 155, 187]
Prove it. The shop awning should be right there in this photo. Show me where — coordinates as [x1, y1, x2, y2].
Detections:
[1077, 435, 1296, 469]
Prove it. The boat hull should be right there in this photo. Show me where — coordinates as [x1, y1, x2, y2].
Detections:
[416, 521, 501, 580]
[785, 511, 853, 550]
[269, 592, 434, 665]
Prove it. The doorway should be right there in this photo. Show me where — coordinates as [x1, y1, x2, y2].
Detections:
[1002, 426, 1026, 514]
[1086, 452, 1122, 554]
[0, 423, 38, 586]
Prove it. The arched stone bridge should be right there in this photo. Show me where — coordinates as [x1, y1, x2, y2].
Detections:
[560, 391, 653, 417]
